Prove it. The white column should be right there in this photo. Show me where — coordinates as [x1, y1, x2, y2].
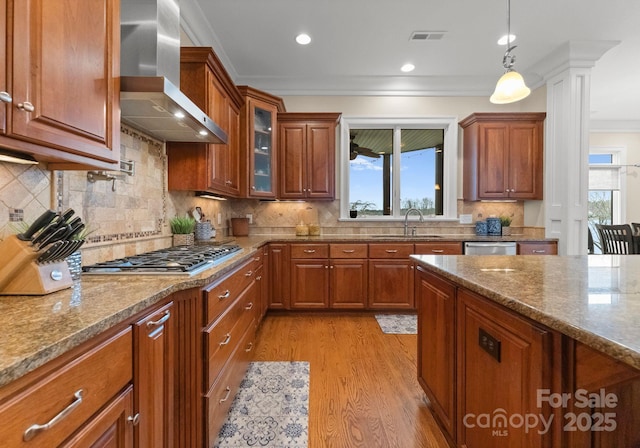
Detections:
[536, 41, 619, 255]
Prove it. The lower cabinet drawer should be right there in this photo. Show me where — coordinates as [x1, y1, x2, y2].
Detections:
[329, 243, 368, 258]
[204, 258, 255, 324]
[0, 327, 133, 448]
[204, 322, 255, 447]
[368, 243, 415, 258]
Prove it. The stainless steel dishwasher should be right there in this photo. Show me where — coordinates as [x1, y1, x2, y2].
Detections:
[464, 242, 517, 255]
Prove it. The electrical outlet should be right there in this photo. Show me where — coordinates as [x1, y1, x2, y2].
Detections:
[459, 214, 472, 224]
[246, 214, 253, 224]
[217, 213, 222, 225]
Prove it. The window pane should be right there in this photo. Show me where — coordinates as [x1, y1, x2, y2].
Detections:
[400, 129, 444, 216]
[349, 129, 392, 216]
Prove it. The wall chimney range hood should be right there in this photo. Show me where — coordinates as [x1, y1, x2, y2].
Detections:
[120, 0, 226, 144]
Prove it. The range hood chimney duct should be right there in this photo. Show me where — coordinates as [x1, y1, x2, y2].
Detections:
[120, 0, 226, 143]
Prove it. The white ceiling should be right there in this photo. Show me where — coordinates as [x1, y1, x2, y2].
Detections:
[180, 0, 640, 130]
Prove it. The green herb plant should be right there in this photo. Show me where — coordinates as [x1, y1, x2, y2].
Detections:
[499, 215, 512, 227]
[170, 215, 196, 234]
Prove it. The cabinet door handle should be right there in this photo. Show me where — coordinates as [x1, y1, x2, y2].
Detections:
[219, 387, 231, 403]
[218, 290, 231, 300]
[225, 180, 232, 185]
[16, 101, 35, 112]
[256, 275, 262, 281]
[245, 342, 253, 352]
[219, 333, 232, 346]
[431, 249, 444, 253]
[303, 249, 316, 253]
[245, 270, 253, 277]
[245, 302, 254, 310]
[24, 389, 83, 441]
[146, 310, 170, 328]
[342, 249, 355, 253]
[385, 249, 398, 253]
[127, 413, 140, 426]
[0, 91, 12, 103]
[251, 186, 256, 190]
[532, 250, 546, 254]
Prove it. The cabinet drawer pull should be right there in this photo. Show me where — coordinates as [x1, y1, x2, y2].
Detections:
[303, 249, 316, 253]
[532, 250, 546, 254]
[245, 342, 254, 352]
[254, 257, 261, 261]
[245, 302, 254, 310]
[16, 101, 35, 112]
[218, 290, 231, 300]
[342, 249, 355, 253]
[0, 91, 12, 103]
[385, 249, 398, 253]
[431, 249, 444, 253]
[219, 387, 232, 403]
[219, 333, 232, 346]
[127, 413, 140, 426]
[146, 310, 170, 328]
[256, 275, 262, 281]
[24, 389, 83, 441]
[245, 270, 253, 277]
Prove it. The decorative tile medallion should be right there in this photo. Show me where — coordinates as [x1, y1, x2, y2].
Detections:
[375, 314, 418, 334]
[215, 361, 309, 448]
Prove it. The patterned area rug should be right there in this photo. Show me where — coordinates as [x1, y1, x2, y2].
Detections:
[375, 314, 418, 334]
[214, 361, 309, 448]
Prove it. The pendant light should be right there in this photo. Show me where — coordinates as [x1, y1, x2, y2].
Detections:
[490, 0, 531, 104]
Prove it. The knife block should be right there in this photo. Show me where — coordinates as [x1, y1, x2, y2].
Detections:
[0, 235, 73, 295]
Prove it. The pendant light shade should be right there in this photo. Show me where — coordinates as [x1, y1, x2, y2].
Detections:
[490, 70, 531, 104]
[490, 0, 530, 104]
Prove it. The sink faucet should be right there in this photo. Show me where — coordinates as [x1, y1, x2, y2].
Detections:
[403, 208, 424, 236]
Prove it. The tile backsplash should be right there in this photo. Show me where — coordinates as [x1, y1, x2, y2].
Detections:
[0, 125, 541, 266]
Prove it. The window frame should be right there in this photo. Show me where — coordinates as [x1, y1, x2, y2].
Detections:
[339, 116, 458, 221]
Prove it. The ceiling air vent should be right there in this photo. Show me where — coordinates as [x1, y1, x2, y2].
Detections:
[409, 31, 446, 41]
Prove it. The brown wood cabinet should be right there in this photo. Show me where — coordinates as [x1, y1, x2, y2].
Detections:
[0, 328, 133, 448]
[290, 243, 330, 309]
[368, 243, 415, 309]
[278, 113, 341, 200]
[416, 267, 456, 443]
[517, 241, 558, 255]
[414, 241, 463, 255]
[267, 243, 290, 309]
[133, 302, 174, 448]
[168, 47, 243, 197]
[457, 288, 553, 447]
[460, 113, 546, 201]
[329, 244, 368, 309]
[238, 86, 286, 199]
[0, 0, 120, 170]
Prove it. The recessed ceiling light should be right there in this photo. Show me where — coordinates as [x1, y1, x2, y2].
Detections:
[401, 63, 415, 73]
[174, 111, 185, 119]
[296, 33, 311, 45]
[199, 130, 208, 136]
[497, 34, 516, 45]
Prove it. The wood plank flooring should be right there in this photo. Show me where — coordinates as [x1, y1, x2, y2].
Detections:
[251, 312, 450, 448]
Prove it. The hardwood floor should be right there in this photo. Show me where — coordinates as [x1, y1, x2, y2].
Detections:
[252, 312, 450, 448]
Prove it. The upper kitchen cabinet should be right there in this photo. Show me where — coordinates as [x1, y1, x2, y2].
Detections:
[278, 113, 341, 200]
[1, 0, 120, 170]
[237, 86, 286, 199]
[460, 112, 546, 201]
[168, 48, 243, 197]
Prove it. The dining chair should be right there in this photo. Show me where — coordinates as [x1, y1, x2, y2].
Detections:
[595, 224, 637, 254]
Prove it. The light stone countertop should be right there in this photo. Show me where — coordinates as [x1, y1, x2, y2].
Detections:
[0, 234, 556, 388]
[411, 254, 640, 371]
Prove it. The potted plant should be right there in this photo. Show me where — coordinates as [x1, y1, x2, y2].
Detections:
[500, 216, 513, 236]
[170, 215, 196, 246]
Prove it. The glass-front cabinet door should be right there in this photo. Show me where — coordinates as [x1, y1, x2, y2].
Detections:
[250, 105, 276, 197]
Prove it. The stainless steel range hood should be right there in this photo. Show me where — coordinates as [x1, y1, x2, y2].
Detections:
[120, 0, 226, 144]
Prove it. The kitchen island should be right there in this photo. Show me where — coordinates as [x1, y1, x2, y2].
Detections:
[412, 254, 640, 448]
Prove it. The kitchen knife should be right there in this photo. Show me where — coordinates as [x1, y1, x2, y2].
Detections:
[17, 210, 57, 241]
[43, 240, 72, 263]
[31, 209, 76, 246]
[36, 227, 68, 250]
[36, 241, 65, 264]
[56, 239, 85, 261]
[65, 222, 85, 241]
[60, 216, 82, 237]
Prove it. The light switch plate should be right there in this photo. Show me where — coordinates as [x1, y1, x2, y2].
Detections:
[246, 214, 253, 224]
[459, 214, 472, 224]
[217, 213, 222, 225]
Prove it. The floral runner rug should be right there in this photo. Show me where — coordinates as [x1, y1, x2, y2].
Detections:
[214, 361, 309, 448]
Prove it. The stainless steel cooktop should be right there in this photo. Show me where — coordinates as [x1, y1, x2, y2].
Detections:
[82, 244, 243, 276]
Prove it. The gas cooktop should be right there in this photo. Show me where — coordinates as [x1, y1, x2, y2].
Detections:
[82, 244, 243, 276]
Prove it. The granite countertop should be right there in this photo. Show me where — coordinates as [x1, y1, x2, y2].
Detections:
[0, 233, 557, 389]
[411, 254, 640, 370]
